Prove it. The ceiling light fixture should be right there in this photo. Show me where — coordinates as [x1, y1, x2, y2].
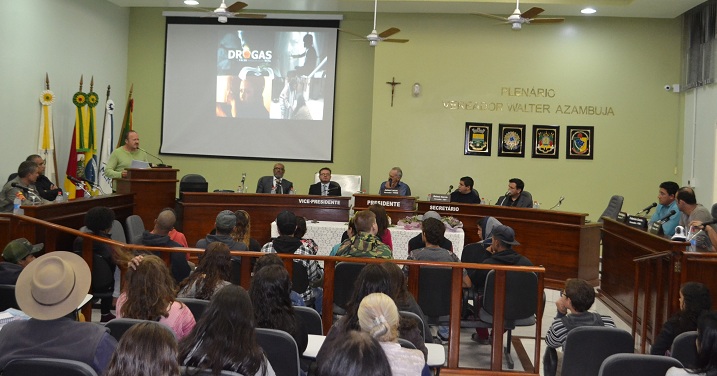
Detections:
[581, 8, 597, 14]
[184, 0, 199, 5]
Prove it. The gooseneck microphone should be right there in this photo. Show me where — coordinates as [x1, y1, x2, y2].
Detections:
[637, 202, 657, 215]
[697, 203, 717, 228]
[67, 176, 93, 197]
[138, 147, 167, 167]
[446, 185, 453, 195]
[550, 196, 565, 210]
[497, 191, 510, 206]
[656, 210, 677, 224]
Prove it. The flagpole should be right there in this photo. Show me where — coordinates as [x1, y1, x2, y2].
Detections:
[117, 83, 134, 149]
[46, 73, 59, 183]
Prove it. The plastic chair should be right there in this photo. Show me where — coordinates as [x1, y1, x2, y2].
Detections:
[3, 357, 97, 376]
[416, 266, 453, 325]
[670, 330, 698, 369]
[230, 257, 242, 285]
[110, 220, 126, 243]
[105, 318, 159, 342]
[598, 353, 683, 376]
[561, 326, 634, 376]
[124, 215, 145, 245]
[176, 297, 210, 321]
[256, 327, 301, 376]
[294, 306, 323, 335]
[599, 195, 624, 222]
[332, 262, 365, 315]
[291, 261, 309, 295]
[0, 284, 19, 311]
[465, 270, 541, 369]
[400, 310, 429, 343]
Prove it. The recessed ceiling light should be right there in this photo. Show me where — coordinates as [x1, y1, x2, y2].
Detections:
[581, 8, 597, 14]
[184, 0, 199, 5]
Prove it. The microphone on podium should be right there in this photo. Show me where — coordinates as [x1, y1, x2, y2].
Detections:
[139, 147, 168, 167]
[655, 210, 677, 224]
[11, 183, 31, 193]
[497, 191, 510, 206]
[446, 185, 453, 195]
[636, 202, 657, 216]
[67, 176, 93, 197]
[549, 196, 565, 210]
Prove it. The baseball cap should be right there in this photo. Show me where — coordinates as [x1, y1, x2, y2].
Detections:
[421, 211, 441, 221]
[215, 210, 237, 229]
[491, 225, 520, 246]
[2, 238, 43, 264]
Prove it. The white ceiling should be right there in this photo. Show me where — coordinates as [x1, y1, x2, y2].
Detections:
[108, 0, 706, 19]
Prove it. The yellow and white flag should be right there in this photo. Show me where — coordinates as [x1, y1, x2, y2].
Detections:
[39, 89, 57, 185]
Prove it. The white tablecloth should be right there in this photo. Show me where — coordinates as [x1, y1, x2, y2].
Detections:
[271, 221, 465, 260]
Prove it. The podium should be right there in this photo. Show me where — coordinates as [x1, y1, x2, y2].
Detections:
[177, 193, 351, 246]
[416, 201, 601, 289]
[352, 194, 417, 218]
[116, 168, 178, 226]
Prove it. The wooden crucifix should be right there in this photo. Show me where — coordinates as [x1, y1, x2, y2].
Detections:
[386, 77, 401, 107]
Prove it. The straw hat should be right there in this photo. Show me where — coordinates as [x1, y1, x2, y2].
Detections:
[15, 251, 91, 320]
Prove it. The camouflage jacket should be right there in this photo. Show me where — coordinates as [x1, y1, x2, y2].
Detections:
[335, 232, 392, 259]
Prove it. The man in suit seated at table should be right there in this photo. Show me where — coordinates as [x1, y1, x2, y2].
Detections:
[308, 167, 341, 196]
[0, 252, 118, 374]
[496, 178, 533, 208]
[256, 163, 293, 194]
[450, 176, 481, 204]
[378, 167, 411, 196]
[336, 210, 392, 259]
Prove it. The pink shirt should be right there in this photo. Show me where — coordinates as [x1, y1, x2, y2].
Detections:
[116, 293, 196, 340]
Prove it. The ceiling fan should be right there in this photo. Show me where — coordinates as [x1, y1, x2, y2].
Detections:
[189, 1, 266, 23]
[340, 0, 408, 46]
[475, 0, 564, 30]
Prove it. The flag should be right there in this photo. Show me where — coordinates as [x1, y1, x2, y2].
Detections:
[83, 85, 99, 196]
[38, 86, 57, 186]
[116, 84, 134, 148]
[66, 82, 88, 199]
[64, 128, 80, 199]
[98, 87, 114, 195]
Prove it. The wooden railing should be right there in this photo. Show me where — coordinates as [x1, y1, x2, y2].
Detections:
[1, 213, 546, 375]
[632, 248, 717, 353]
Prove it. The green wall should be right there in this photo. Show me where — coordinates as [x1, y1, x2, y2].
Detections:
[128, 9, 684, 220]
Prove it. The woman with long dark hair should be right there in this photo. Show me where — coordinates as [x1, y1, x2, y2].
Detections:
[666, 311, 717, 376]
[178, 242, 231, 300]
[249, 264, 308, 354]
[369, 204, 393, 250]
[105, 322, 180, 376]
[317, 264, 426, 358]
[116, 255, 195, 340]
[652, 282, 712, 355]
[232, 210, 261, 252]
[381, 262, 432, 342]
[316, 331, 392, 376]
[179, 285, 275, 376]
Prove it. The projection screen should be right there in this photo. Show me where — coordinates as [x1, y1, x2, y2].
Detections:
[161, 16, 340, 161]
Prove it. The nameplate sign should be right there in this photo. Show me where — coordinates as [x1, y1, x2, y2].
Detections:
[297, 198, 346, 206]
[626, 215, 648, 230]
[427, 204, 460, 212]
[648, 221, 664, 236]
[428, 194, 450, 202]
[381, 188, 399, 196]
[366, 199, 402, 208]
[616, 212, 628, 223]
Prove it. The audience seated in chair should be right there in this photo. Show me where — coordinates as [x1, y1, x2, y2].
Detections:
[249, 264, 309, 355]
[369, 204, 393, 250]
[139, 209, 191, 283]
[253, 253, 305, 307]
[232, 210, 262, 251]
[316, 331, 392, 376]
[0, 252, 118, 375]
[116, 255, 195, 340]
[73, 206, 117, 322]
[381, 262, 432, 343]
[105, 321, 180, 376]
[335, 210, 392, 259]
[651, 281, 711, 356]
[666, 311, 717, 376]
[407, 211, 453, 253]
[178, 241, 232, 300]
[197, 210, 247, 251]
[358, 292, 430, 376]
[261, 210, 323, 308]
[0, 238, 43, 285]
[317, 264, 427, 359]
[544, 278, 617, 376]
[178, 285, 276, 376]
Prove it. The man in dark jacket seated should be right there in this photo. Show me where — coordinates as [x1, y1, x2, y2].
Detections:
[141, 209, 191, 283]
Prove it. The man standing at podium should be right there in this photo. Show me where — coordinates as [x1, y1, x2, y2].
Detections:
[104, 130, 147, 180]
[648, 181, 680, 237]
[378, 167, 411, 196]
[308, 167, 341, 196]
[256, 163, 293, 194]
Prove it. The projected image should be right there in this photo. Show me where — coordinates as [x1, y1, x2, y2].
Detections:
[215, 30, 328, 120]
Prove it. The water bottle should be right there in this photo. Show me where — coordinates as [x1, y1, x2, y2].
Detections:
[289, 187, 296, 195]
[270, 185, 276, 194]
[533, 200, 540, 209]
[13, 193, 23, 215]
[480, 197, 486, 205]
[55, 191, 64, 203]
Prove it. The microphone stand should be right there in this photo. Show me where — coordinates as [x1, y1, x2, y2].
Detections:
[549, 196, 565, 210]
